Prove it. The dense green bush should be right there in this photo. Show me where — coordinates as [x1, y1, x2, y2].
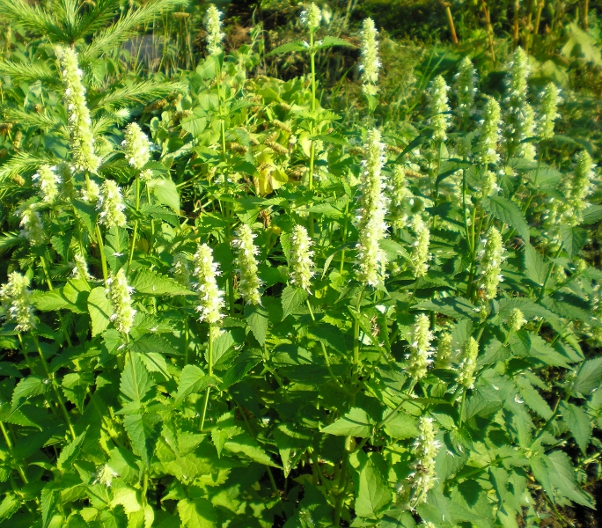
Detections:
[0, 1, 601, 526]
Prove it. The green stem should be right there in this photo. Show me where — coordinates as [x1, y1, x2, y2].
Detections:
[40, 256, 72, 347]
[0, 421, 29, 485]
[200, 326, 214, 431]
[128, 174, 141, 269]
[32, 334, 76, 440]
[352, 288, 365, 368]
[95, 225, 109, 282]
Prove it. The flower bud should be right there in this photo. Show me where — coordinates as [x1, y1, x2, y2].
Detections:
[301, 3, 322, 32]
[538, 83, 560, 140]
[478, 226, 505, 300]
[193, 244, 225, 325]
[435, 332, 453, 369]
[106, 269, 136, 335]
[409, 417, 441, 506]
[122, 123, 151, 171]
[406, 313, 434, 380]
[290, 225, 314, 292]
[507, 308, 527, 332]
[457, 337, 479, 389]
[475, 97, 501, 165]
[427, 75, 451, 142]
[233, 224, 262, 305]
[72, 253, 93, 281]
[454, 57, 477, 121]
[19, 205, 45, 246]
[411, 216, 431, 278]
[98, 179, 127, 229]
[359, 18, 380, 97]
[0, 272, 36, 332]
[33, 165, 61, 203]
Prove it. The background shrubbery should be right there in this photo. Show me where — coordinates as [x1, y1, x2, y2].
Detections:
[0, 0, 601, 527]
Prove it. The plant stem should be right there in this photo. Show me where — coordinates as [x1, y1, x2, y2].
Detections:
[95, 224, 109, 282]
[200, 325, 214, 431]
[128, 173, 141, 269]
[352, 288, 365, 368]
[0, 421, 29, 485]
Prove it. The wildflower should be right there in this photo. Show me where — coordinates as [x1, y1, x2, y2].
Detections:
[454, 57, 477, 121]
[232, 224, 262, 305]
[171, 253, 191, 287]
[475, 97, 501, 165]
[19, 205, 45, 246]
[427, 75, 451, 142]
[435, 332, 453, 369]
[193, 244, 225, 325]
[516, 102, 537, 161]
[389, 165, 411, 229]
[479, 170, 500, 199]
[81, 177, 101, 205]
[457, 337, 479, 389]
[72, 253, 93, 281]
[122, 123, 151, 171]
[406, 314, 434, 380]
[0, 272, 36, 332]
[33, 165, 61, 203]
[409, 417, 441, 507]
[289, 225, 314, 292]
[204, 5, 225, 55]
[507, 308, 527, 332]
[502, 47, 531, 156]
[479, 226, 505, 300]
[106, 269, 136, 335]
[56, 46, 100, 173]
[359, 18, 380, 96]
[538, 83, 560, 140]
[355, 129, 389, 286]
[98, 180, 127, 229]
[411, 216, 431, 278]
[301, 3, 321, 32]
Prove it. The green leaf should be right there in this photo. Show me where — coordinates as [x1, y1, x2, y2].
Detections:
[224, 431, 277, 467]
[120, 352, 154, 404]
[559, 401, 592, 454]
[178, 498, 218, 528]
[130, 269, 192, 296]
[245, 304, 269, 346]
[581, 204, 602, 225]
[383, 413, 419, 439]
[88, 286, 113, 336]
[62, 371, 94, 412]
[124, 413, 159, 468]
[523, 244, 548, 287]
[516, 376, 553, 420]
[174, 365, 212, 405]
[72, 199, 98, 235]
[559, 225, 587, 257]
[322, 407, 372, 437]
[268, 41, 308, 56]
[545, 451, 594, 508]
[415, 297, 479, 321]
[281, 286, 308, 320]
[41, 487, 57, 528]
[149, 178, 180, 213]
[11, 376, 49, 410]
[572, 357, 602, 397]
[351, 451, 392, 519]
[57, 431, 87, 471]
[221, 349, 261, 388]
[180, 110, 207, 136]
[0, 493, 20, 522]
[484, 196, 530, 241]
[314, 36, 355, 50]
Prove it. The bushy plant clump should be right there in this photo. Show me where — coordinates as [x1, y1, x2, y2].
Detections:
[0, 2, 601, 527]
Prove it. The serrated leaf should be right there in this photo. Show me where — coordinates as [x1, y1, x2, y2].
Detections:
[57, 431, 87, 471]
[516, 376, 553, 420]
[281, 286, 308, 320]
[268, 40, 308, 56]
[322, 407, 372, 437]
[559, 225, 587, 257]
[572, 357, 602, 397]
[545, 451, 595, 508]
[41, 487, 57, 528]
[559, 401, 592, 454]
[62, 371, 94, 412]
[221, 349, 261, 388]
[72, 199, 98, 235]
[88, 286, 113, 336]
[149, 178, 180, 213]
[130, 269, 192, 296]
[124, 413, 159, 468]
[224, 431, 277, 466]
[178, 498, 218, 528]
[314, 36, 355, 50]
[581, 204, 602, 225]
[120, 352, 154, 404]
[11, 376, 49, 410]
[383, 413, 419, 439]
[523, 244, 548, 287]
[175, 365, 212, 405]
[485, 196, 530, 241]
[0, 493, 20, 522]
[351, 451, 391, 519]
[244, 304, 268, 346]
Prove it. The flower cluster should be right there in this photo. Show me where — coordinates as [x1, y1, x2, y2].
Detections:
[409, 417, 441, 507]
[359, 18, 380, 96]
[56, 46, 100, 173]
[517, 102, 537, 161]
[435, 332, 453, 369]
[479, 226, 505, 300]
[123, 123, 151, 171]
[538, 83, 560, 140]
[301, 3, 321, 32]
[474, 97, 501, 165]
[478, 170, 500, 199]
[507, 308, 527, 332]
[411, 216, 431, 278]
[33, 165, 61, 203]
[98, 180, 127, 229]
[502, 47, 531, 156]
[457, 337, 479, 389]
[290, 225, 314, 292]
[427, 75, 451, 142]
[233, 224, 262, 305]
[453, 57, 477, 121]
[193, 244, 225, 325]
[19, 205, 45, 246]
[204, 5, 225, 55]
[355, 129, 388, 286]
[389, 165, 411, 229]
[0, 272, 35, 332]
[72, 254, 93, 281]
[106, 269, 136, 335]
[81, 177, 101, 205]
[406, 314, 434, 380]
